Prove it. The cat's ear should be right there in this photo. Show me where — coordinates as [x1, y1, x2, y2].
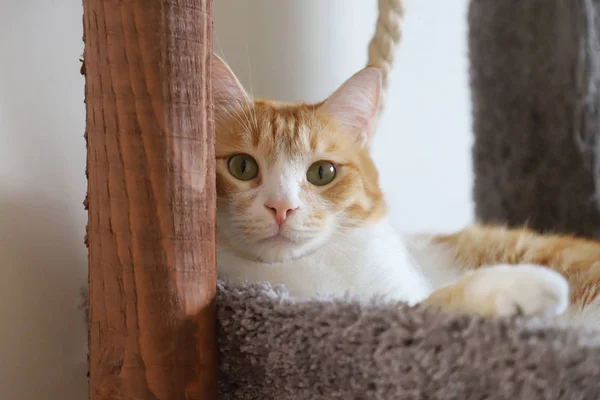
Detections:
[213, 53, 250, 119]
[318, 67, 381, 147]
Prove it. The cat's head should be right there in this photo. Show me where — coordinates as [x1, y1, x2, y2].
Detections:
[214, 55, 385, 263]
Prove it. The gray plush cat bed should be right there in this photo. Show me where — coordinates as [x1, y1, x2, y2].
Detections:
[217, 281, 600, 399]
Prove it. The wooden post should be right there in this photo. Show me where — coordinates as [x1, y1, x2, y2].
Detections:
[83, 0, 217, 399]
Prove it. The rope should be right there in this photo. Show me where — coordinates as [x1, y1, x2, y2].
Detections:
[367, 0, 404, 118]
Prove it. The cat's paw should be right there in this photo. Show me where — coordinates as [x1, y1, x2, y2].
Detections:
[424, 264, 569, 319]
[463, 265, 569, 318]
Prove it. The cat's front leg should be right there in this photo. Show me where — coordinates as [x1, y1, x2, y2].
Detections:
[421, 264, 569, 319]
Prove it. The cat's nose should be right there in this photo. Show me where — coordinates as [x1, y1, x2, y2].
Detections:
[264, 201, 298, 226]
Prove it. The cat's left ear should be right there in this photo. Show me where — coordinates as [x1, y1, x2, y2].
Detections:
[213, 53, 250, 121]
[318, 67, 381, 147]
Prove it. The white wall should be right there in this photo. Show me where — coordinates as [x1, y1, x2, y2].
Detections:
[0, 1, 471, 399]
[0, 1, 88, 399]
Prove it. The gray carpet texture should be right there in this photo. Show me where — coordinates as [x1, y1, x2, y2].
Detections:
[217, 281, 600, 400]
[469, 0, 600, 238]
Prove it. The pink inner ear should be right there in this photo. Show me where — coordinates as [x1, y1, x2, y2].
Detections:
[213, 54, 249, 113]
[318, 67, 382, 145]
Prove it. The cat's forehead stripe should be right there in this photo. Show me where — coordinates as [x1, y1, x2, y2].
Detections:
[250, 106, 316, 167]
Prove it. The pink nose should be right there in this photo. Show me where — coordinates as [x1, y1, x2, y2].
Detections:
[264, 201, 298, 226]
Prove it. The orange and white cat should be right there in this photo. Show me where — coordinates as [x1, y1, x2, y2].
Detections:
[214, 54, 600, 330]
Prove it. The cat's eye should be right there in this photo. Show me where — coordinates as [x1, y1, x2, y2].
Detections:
[228, 154, 259, 181]
[306, 161, 336, 186]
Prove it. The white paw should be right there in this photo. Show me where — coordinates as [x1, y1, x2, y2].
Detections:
[465, 264, 569, 318]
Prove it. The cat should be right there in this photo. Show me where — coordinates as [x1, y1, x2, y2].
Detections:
[214, 53, 600, 329]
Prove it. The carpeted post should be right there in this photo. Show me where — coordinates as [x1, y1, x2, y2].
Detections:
[469, 0, 600, 238]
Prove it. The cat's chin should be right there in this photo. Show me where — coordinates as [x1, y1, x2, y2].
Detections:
[223, 235, 325, 264]
[250, 242, 319, 264]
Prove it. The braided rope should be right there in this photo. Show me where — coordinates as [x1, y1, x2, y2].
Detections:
[367, 0, 404, 118]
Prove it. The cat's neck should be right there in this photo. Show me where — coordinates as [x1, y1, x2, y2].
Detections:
[217, 217, 431, 303]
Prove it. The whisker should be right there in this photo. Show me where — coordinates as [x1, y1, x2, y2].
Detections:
[244, 44, 259, 131]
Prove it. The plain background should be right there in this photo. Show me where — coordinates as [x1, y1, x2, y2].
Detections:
[0, 0, 471, 398]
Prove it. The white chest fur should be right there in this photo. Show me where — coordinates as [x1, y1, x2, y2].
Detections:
[218, 218, 432, 304]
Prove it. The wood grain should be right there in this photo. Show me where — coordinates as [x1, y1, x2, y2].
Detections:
[83, 0, 217, 398]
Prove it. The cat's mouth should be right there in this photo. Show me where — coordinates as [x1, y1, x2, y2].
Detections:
[258, 232, 298, 246]
[247, 231, 322, 263]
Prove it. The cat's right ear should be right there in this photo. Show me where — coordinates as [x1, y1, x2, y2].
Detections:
[317, 66, 381, 147]
[213, 54, 250, 119]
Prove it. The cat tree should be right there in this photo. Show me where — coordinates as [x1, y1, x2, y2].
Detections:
[83, 0, 600, 399]
[83, 0, 217, 398]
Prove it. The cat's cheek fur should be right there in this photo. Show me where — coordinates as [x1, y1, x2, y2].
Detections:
[217, 195, 338, 263]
